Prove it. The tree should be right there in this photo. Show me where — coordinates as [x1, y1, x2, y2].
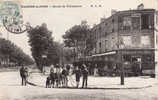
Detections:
[62, 21, 91, 61]
[0, 38, 34, 67]
[27, 23, 60, 72]
[63, 24, 90, 47]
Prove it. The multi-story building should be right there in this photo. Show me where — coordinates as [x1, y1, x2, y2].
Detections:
[89, 5, 158, 76]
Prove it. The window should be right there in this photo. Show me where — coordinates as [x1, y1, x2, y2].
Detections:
[99, 26, 102, 32]
[99, 42, 101, 53]
[118, 16, 123, 30]
[156, 35, 158, 44]
[112, 19, 114, 23]
[141, 14, 149, 29]
[132, 17, 140, 30]
[123, 55, 131, 62]
[105, 40, 108, 51]
[156, 14, 158, 25]
[112, 28, 114, 32]
[122, 36, 132, 46]
[142, 55, 153, 62]
[104, 32, 107, 37]
[141, 36, 150, 46]
[99, 42, 101, 48]
[123, 17, 132, 30]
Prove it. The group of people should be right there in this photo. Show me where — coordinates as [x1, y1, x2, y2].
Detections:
[46, 64, 89, 88]
[73, 64, 89, 88]
[19, 63, 89, 88]
[46, 64, 69, 88]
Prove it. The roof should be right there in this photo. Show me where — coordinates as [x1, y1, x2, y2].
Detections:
[91, 9, 156, 30]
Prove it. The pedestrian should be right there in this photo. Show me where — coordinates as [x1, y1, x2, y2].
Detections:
[55, 64, 60, 73]
[55, 64, 62, 87]
[50, 66, 55, 88]
[94, 64, 98, 76]
[66, 64, 70, 73]
[20, 66, 25, 86]
[132, 61, 138, 76]
[74, 66, 81, 88]
[23, 66, 29, 86]
[82, 65, 88, 88]
[61, 67, 68, 87]
[46, 75, 51, 88]
[50, 64, 54, 73]
[20, 65, 29, 86]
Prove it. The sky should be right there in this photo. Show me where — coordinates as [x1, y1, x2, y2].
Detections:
[0, 0, 157, 57]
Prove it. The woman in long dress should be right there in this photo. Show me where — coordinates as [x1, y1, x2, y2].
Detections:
[94, 64, 98, 76]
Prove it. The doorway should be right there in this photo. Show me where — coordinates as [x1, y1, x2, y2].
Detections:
[132, 56, 142, 76]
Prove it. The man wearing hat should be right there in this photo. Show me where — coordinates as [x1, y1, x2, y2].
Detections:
[82, 64, 88, 88]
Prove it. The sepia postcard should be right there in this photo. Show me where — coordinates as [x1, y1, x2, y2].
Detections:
[0, 0, 158, 100]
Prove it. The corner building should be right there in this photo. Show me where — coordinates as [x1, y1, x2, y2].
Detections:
[90, 8, 158, 77]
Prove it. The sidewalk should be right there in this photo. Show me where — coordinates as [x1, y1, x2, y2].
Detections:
[28, 73, 158, 89]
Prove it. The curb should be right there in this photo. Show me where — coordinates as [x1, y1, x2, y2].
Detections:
[26, 80, 152, 90]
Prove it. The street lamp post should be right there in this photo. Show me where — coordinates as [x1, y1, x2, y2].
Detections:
[121, 57, 125, 85]
[118, 42, 125, 85]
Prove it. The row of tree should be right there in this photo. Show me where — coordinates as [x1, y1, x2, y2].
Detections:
[27, 23, 61, 72]
[0, 38, 34, 67]
[27, 22, 92, 72]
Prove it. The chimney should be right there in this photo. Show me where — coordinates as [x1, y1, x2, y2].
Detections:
[111, 9, 117, 15]
[93, 24, 96, 27]
[100, 18, 106, 23]
[81, 20, 87, 26]
[137, 3, 144, 10]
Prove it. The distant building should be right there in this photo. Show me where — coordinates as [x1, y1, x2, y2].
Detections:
[86, 7, 158, 77]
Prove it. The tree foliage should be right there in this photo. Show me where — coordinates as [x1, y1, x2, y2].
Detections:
[62, 21, 92, 61]
[27, 23, 60, 71]
[46, 41, 60, 66]
[63, 24, 90, 47]
[0, 38, 34, 66]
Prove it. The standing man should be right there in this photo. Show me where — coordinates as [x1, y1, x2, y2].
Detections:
[20, 66, 28, 86]
[20, 66, 25, 86]
[61, 67, 68, 87]
[82, 64, 88, 88]
[74, 66, 81, 88]
[55, 64, 61, 87]
[23, 66, 29, 86]
[50, 65, 55, 88]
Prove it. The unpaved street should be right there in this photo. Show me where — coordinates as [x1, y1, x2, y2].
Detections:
[0, 72, 158, 100]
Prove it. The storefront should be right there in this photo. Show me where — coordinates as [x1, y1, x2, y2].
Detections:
[117, 49, 155, 76]
[91, 49, 155, 77]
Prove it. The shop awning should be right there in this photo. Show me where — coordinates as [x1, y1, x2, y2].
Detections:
[92, 51, 116, 57]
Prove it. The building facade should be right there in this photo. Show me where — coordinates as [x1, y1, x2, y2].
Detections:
[88, 8, 158, 76]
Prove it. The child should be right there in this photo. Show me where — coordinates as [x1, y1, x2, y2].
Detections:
[46, 75, 51, 88]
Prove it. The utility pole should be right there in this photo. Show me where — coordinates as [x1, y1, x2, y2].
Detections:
[118, 42, 125, 85]
[120, 50, 125, 85]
